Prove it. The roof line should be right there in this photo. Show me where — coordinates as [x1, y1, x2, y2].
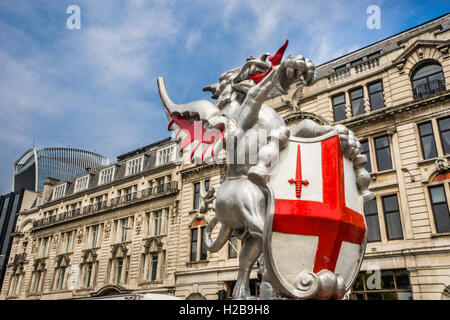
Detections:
[316, 12, 450, 68]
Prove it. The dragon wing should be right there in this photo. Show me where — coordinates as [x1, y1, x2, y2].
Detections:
[157, 77, 228, 164]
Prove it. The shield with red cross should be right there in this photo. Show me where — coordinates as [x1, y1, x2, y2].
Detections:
[263, 131, 367, 299]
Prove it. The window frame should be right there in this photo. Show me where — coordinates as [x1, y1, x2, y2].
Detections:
[332, 92, 347, 122]
[156, 145, 175, 166]
[428, 184, 450, 234]
[411, 62, 446, 99]
[74, 175, 90, 193]
[417, 121, 439, 160]
[98, 166, 115, 185]
[125, 155, 144, 177]
[367, 80, 385, 111]
[349, 86, 365, 117]
[437, 116, 450, 155]
[52, 183, 67, 201]
[381, 194, 404, 241]
[374, 135, 393, 172]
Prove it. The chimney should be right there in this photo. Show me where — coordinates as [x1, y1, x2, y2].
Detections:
[42, 177, 60, 205]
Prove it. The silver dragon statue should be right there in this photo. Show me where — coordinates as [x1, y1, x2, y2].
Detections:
[157, 40, 372, 299]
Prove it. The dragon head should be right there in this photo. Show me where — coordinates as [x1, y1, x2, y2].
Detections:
[203, 40, 289, 106]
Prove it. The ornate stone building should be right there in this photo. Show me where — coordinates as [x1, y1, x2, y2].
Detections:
[1, 14, 450, 300]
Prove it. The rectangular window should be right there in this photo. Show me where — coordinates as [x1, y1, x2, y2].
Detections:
[165, 208, 169, 234]
[363, 199, 381, 242]
[382, 195, 404, 240]
[332, 93, 346, 122]
[153, 210, 162, 236]
[99, 167, 115, 185]
[350, 87, 365, 116]
[190, 228, 198, 261]
[193, 182, 200, 210]
[160, 250, 166, 279]
[374, 135, 392, 171]
[368, 81, 384, 110]
[150, 253, 158, 281]
[438, 117, 450, 155]
[200, 226, 207, 260]
[228, 232, 238, 258]
[125, 156, 144, 176]
[115, 258, 123, 284]
[429, 185, 450, 233]
[65, 231, 72, 252]
[117, 217, 134, 243]
[86, 225, 99, 248]
[360, 140, 372, 172]
[351, 269, 412, 300]
[418, 122, 438, 159]
[157, 145, 175, 166]
[74, 175, 90, 193]
[85, 263, 93, 288]
[156, 177, 165, 193]
[52, 184, 67, 201]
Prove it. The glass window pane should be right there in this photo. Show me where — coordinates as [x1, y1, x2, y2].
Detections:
[368, 81, 382, 94]
[394, 270, 411, 290]
[366, 292, 383, 300]
[418, 122, 433, 136]
[412, 63, 442, 80]
[333, 94, 345, 105]
[363, 198, 377, 215]
[376, 148, 393, 171]
[350, 88, 363, 100]
[430, 186, 446, 203]
[438, 117, 450, 131]
[421, 135, 438, 159]
[433, 203, 450, 233]
[352, 272, 364, 291]
[351, 97, 365, 116]
[385, 212, 404, 240]
[375, 136, 389, 148]
[190, 228, 198, 261]
[370, 92, 384, 110]
[397, 292, 413, 300]
[380, 270, 395, 290]
[366, 215, 381, 242]
[382, 292, 397, 300]
[334, 105, 346, 122]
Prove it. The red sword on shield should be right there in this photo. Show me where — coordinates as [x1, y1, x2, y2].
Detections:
[288, 145, 309, 198]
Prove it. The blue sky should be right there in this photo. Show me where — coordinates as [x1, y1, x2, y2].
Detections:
[0, 0, 449, 194]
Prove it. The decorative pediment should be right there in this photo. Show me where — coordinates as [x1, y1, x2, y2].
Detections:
[392, 39, 449, 73]
[55, 254, 70, 267]
[33, 258, 46, 271]
[90, 285, 131, 297]
[110, 243, 128, 259]
[81, 249, 98, 263]
[144, 237, 163, 253]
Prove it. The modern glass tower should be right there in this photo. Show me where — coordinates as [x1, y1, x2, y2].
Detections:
[13, 147, 108, 192]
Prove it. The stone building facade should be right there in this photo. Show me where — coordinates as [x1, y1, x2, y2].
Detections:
[1, 14, 450, 300]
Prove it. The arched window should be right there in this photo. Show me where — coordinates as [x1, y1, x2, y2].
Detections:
[80, 249, 98, 288]
[189, 218, 207, 262]
[53, 254, 70, 291]
[140, 238, 166, 282]
[411, 62, 446, 99]
[29, 259, 46, 294]
[108, 244, 130, 285]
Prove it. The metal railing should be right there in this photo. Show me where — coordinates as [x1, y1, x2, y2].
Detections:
[32, 181, 178, 229]
[414, 79, 446, 99]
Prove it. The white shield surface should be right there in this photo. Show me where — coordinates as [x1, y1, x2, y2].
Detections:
[263, 131, 367, 299]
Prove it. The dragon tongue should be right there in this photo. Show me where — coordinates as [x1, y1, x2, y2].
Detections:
[249, 73, 266, 84]
[249, 40, 289, 84]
